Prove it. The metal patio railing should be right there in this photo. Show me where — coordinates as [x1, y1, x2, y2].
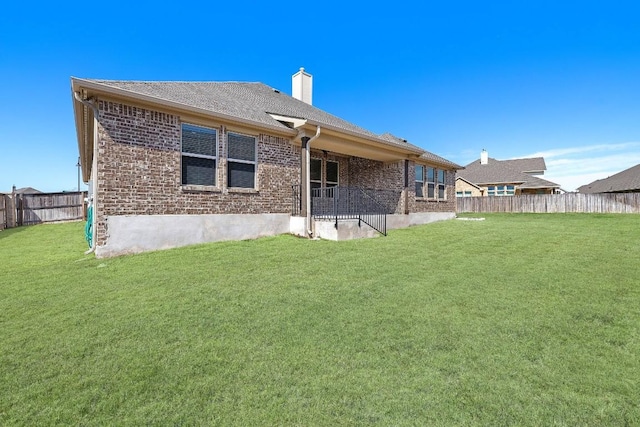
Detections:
[291, 184, 301, 216]
[311, 186, 400, 236]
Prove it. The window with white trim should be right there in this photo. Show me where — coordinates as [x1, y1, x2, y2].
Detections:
[181, 123, 217, 186]
[227, 132, 257, 188]
[456, 190, 472, 197]
[487, 185, 515, 196]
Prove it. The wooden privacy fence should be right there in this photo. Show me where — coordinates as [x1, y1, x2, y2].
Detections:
[0, 195, 7, 230]
[0, 191, 87, 229]
[457, 193, 640, 214]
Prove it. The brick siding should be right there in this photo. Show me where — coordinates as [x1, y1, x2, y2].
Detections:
[95, 100, 300, 246]
[407, 162, 457, 213]
[93, 99, 456, 246]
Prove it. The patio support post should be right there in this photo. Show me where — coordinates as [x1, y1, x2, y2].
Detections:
[298, 126, 321, 236]
[300, 136, 310, 218]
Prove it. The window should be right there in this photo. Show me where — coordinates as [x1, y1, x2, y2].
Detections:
[437, 169, 445, 199]
[487, 185, 515, 196]
[181, 123, 217, 186]
[326, 160, 339, 187]
[416, 165, 446, 200]
[310, 158, 322, 190]
[427, 167, 436, 198]
[415, 165, 424, 197]
[310, 158, 338, 192]
[456, 191, 472, 197]
[227, 132, 256, 188]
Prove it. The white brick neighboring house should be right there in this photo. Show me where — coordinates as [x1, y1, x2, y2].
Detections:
[71, 69, 461, 257]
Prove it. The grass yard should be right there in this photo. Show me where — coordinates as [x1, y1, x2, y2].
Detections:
[1, 214, 639, 425]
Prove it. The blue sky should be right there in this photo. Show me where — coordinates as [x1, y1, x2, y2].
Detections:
[1, 0, 638, 192]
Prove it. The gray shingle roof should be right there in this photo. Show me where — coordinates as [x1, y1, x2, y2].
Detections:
[458, 157, 559, 188]
[15, 187, 42, 194]
[83, 79, 421, 153]
[379, 133, 462, 169]
[519, 175, 561, 189]
[502, 157, 546, 174]
[577, 163, 640, 193]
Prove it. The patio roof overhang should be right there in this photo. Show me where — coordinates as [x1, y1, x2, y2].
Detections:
[292, 122, 423, 162]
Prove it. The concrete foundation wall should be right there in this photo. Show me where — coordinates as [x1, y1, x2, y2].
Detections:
[387, 212, 455, 229]
[96, 213, 291, 258]
[289, 216, 307, 237]
[313, 212, 455, 241]
[314, 218, 381, 241]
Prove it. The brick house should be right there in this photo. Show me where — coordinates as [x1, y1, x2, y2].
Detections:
[456, 150, 560, 197]
[71, 69, 461, 257]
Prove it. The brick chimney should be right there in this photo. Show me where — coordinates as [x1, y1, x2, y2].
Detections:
[292, 67, 312, 105]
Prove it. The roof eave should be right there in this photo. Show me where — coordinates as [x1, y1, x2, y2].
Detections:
[520, 185, 561, 189]
[70, 77, 299, 138]
[473, 180, 527, 186]
[71, 82, 94, 183]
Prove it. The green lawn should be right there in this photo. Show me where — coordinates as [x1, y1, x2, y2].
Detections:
[1, 214, 639, 426]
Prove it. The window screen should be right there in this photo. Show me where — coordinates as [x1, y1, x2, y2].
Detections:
[181, 124, 217, 186]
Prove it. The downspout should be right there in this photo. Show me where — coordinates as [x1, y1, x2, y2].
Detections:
[305, 126, 321, 236]
[74, 91, 98, 121]
[73, 91, 98, 254]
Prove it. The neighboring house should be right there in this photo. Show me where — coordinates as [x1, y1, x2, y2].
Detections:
[14, 187, 43, 194]
[71, 69, 462, 257]
[456, 150, 560, 197]
[577, 163, 640, 194]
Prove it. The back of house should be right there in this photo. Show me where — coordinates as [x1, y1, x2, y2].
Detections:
[71, 69, 461, 257]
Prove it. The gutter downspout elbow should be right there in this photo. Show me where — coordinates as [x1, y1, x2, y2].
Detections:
[305, 126, 321, 236]
[74, 91, 98, 116]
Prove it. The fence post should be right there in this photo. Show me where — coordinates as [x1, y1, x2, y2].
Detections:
[11, 186, 18, 227]
[0, 195, 5, 230]
[18, 193, 24, 226]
